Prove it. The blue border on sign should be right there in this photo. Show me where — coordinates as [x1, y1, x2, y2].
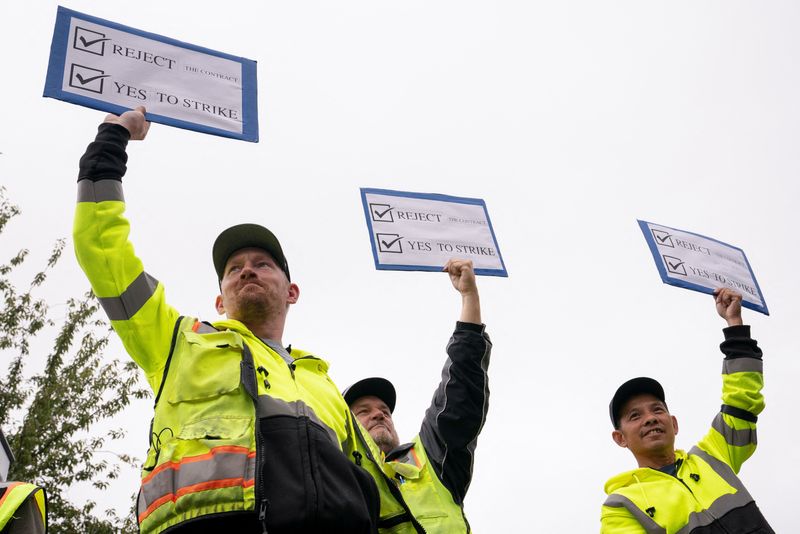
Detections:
[360, 187, 508, 277]
[43, 6, 258, 142]
[637, 219, 768, 315]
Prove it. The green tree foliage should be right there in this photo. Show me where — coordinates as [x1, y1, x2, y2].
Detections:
[0, 188, 149, 533]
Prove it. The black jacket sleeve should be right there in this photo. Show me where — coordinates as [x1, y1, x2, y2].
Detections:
[419, 321, 491, 504]
[78, 123, 130, 182]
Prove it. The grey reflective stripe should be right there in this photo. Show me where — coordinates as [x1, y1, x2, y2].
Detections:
[194, 322, 217, 334]
[603, 494, 666, 533]
[77, 179, 124, 202]
[710, 413, 757, 447]
[98, 271, 158, 321]
[256, 395, 339, 446]
[138, 447, 255, 520]
[722, 358, 762, 375]
[676, 489, 759, 534]
[688, 446, 753, 495]
[675, 450, 756, 534]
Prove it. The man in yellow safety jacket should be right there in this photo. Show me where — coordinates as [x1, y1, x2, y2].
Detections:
[0, 429, 47, 534]
[344, 259, 491, 533]
[601, 288, 773, 533]
[73, 107, 378, 533]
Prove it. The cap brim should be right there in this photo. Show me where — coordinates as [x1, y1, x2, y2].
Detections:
[343, 377, 397, 413]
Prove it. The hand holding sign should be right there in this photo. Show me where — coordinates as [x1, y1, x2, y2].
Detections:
[444, 258, 482, 325]
[104, 105, 150, 140]
[714, 288, 743, 327]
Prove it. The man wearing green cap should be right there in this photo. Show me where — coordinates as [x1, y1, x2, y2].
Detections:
[73, 107, 378, 534]
[601, 288, 773, 533]
[344, 259, 492, 533]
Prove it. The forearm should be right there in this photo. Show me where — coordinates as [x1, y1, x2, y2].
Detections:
[698, 325, 763, 472]
[419, 322, 491, 502]
[459, 292, 481, 324]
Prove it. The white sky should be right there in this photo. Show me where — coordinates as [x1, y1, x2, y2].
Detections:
[2, 1, 799, 531]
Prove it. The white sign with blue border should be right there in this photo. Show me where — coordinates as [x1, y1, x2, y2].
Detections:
[361, 188, 507, 277]
[638, 220, 768, 315]
[44, 6, 258, 142]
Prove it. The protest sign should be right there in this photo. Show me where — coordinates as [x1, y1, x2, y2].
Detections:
[361, 188, 507, 277]
[638, 220, 768, 314]
[44, 6, 258, 142]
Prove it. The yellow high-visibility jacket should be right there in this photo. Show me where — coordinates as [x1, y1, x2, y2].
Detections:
[0, 482, 46, 534]
[601, 326, 774, 534]
[74, 124, 378, 533]
[352, 323, 492, 533]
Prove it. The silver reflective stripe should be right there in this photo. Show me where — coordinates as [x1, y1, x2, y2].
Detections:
[603, 494, 666, 533]
[138, 447, 255, 521]
[98, 271, 158, 321]
[676, 489, 758, 534]
[722, 358, 762, 375]
[256, 395, 339, 446]
[710, 413, 757, 447]
[688, 446, 753, 495]
[77, 179, 124, 203]
[675, 450, 756, 534]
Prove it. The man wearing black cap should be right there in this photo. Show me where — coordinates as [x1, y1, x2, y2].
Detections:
[601, 288, 773, 533]
[343, 259, 492, 534]
[74, 107, 379, 533]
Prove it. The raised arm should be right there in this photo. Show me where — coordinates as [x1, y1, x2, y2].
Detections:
[418, 259, 491, 504]
[74, 107, 179, 392]
[694, 288, 764, 473]
[445, 258, 481, 325]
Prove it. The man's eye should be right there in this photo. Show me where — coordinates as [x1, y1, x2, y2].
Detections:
[228, 266, 241, 274]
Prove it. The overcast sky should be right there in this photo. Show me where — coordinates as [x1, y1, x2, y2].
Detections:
[2, 1, 798, 531]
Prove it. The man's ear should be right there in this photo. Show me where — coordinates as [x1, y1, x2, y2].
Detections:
[612, 429, 627, 448]
[215, 295, 225, 315]
[671, 415, 679, 436]
[287, 283, 300, 305]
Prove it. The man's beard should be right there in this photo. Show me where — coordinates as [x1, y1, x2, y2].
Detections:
[371, 427, 399, 453]
[234, 285, 284, 325]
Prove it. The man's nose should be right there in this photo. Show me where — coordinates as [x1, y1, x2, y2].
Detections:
[239, 263, 256, 277]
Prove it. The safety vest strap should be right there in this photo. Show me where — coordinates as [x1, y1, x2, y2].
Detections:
[137, 445, 256, 524]
[0, 482, 47, 534]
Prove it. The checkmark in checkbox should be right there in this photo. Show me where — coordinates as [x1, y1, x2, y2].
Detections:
[377, 233, 403, 253]
[370, 203, 394, 222]
[73, 27, 110, 56]
[663, 255, 687, 276]
[69, 64, 110, 94]
[651, 229, 674, 248]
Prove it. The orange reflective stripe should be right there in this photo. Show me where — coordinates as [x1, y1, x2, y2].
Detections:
[0, 482, 22, 509]
[138, 446, 256, 523]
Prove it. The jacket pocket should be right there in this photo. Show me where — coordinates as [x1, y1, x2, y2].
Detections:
[258, 414, 379, 533]
[168, 330, 244, 404]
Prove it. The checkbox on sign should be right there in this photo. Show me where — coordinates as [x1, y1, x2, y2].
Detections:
[651, 229, 674, 248]
[370, 203, 394, 222]
[377, 233, 403, 253]
[69, 64, 110, 94]
[73, 27, 110, 56]
[663, 255, 687, 276]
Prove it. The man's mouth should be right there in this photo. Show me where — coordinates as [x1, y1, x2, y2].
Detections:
[643, 428, 664, 437]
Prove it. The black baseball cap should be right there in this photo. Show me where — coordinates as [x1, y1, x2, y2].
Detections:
[609, 377, 666, 428]
[343, 377, 397, 413]
[213, 224, 290, 281]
